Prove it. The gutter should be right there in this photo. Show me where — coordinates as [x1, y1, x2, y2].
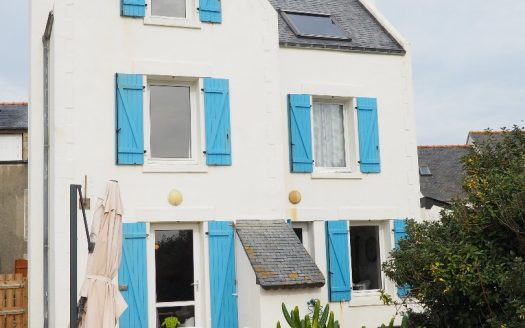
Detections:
[42, 11, 54, 328]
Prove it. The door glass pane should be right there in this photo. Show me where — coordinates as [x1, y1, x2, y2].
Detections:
[313, 103, 346, 167]
[152, 0, 186, 18]
[157, 306, 195, 328]
[155, 230, 194, 302]
[350, 226, 382, 290]
[150, 85, 192, 159]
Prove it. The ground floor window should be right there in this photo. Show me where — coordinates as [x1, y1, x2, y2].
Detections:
[154, 227, 199, 327]
[292, 222, 313, 256]
[349, 225, 382, 291]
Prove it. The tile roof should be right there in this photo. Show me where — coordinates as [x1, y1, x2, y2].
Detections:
[267, 0, 405, 54]
[0, 103, 28, 130]
[418, 146, 470, 203]
[236, 220, 325, 290]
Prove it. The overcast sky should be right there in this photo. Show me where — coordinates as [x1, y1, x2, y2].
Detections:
[0, 0, 523, 144]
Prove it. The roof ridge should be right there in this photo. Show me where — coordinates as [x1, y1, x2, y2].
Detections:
[469, 130, 509, 135]
[418, 145, 470, 149]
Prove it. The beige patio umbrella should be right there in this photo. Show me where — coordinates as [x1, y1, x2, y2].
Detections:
[78, 180, 127, 328]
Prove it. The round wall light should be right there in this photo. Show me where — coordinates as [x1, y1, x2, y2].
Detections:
[168, 189, 183, 206]
[288, 190, 302, 205]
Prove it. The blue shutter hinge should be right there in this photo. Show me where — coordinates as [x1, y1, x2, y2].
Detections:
[144, 150, 147, 154]
[202, 150, 207, 154]
[116, 128, 121, 133]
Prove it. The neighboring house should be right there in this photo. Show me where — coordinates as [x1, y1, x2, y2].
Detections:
[467, 130, 510, 146]
[29, 1, 420, 327]
[417, 145, 468, 220]
[0, 102, 28, 273]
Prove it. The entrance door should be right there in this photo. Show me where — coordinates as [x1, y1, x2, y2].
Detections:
[153, 225, 201, 327]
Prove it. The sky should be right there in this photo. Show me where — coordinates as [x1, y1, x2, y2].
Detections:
[0, 0, 523, 144]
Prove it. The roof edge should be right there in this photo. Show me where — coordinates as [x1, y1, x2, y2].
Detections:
[280, 42, 406, 55]
[357, 0, 409, 49]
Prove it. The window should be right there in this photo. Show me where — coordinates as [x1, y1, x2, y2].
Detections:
[312, 99, 356, 172]
[281, 11, 349, 40]
[151, 0, 187, 18]
[350, 225, 382, 291]
[291, 222, 313, 256]
[150, 85, 192, 159]
[0, 134, 22, 161]
[145, 79, 203, 169]
[145, 0, 200, 28]
[154, 227, 200, 327]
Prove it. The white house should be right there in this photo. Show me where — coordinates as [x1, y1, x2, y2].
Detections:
[29, 0, 420, 327]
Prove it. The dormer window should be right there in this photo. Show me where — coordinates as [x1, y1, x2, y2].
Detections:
[281, 11, 350, 40]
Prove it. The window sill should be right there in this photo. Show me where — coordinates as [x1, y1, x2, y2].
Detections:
[311, 171, 362, 179]
[143, 162, 208, 173]
[348, 291, 384, 307]
[144, 16, 202, 29]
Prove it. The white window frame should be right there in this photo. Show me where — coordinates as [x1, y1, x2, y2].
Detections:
[143, 77, 207, 173]
[291, 222, 314, 257]
[145, 0, 201, 29]
[148, 223, 205, 328]
[310, 97, 360, 178]
[348, 221, 387, 298]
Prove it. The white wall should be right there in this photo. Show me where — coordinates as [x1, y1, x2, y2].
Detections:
[29, 0, 420, 326]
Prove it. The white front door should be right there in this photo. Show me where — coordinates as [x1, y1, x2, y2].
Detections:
[150, 223, 202, 328]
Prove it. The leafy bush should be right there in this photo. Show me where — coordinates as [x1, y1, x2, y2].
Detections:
[382, 126, 525, 327]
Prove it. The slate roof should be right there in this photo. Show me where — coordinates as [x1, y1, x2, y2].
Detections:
[267, 0, 405, 54]
[0, 103, 28, 130]
[467, 131, 510, 146]
[418, 146, 470, 203]
[235, 220, 325, 290]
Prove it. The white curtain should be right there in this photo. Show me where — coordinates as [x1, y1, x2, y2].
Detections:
[313, 103, 346, 168]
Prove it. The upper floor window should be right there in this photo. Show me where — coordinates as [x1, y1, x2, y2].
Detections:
[145, 79, 202, 167]
[312, 99, 357, 172]
[150, 0, 188, 19]
[149, 84, 193, 159]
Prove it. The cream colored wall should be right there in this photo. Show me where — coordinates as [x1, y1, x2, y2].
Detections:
[29, 0, 420, 327]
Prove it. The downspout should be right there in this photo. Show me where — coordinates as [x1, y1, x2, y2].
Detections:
[42, 11, 54, 328]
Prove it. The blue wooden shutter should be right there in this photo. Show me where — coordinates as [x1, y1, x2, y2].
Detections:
[204, 78, 232, 166]
[326, 221, 351, 302]
[208, 221, 239, 328]
[394, 219, 410, 298]
[116, 74, 144, 165]
[119, 223, 148, 328]
[357, 97, 381, 173]
[200, 0, 222, 23]
[121, 0, 146, 17]
[288, 94, 313, 173]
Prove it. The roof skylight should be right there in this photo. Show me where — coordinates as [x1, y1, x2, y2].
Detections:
[281, 11, 350, 40]
[419, 166, 432, 176]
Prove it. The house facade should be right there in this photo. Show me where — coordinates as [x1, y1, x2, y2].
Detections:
[29, 0, 420, 327]
[0, 102, 28, 274]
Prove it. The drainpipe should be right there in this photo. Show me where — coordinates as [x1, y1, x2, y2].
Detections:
[42, 11, 54, 328]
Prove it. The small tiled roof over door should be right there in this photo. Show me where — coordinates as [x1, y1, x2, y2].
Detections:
[235, 220, 325, 289]
[267, 0, 405, 54]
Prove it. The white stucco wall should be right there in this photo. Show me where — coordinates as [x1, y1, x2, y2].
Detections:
[29, 0, 420, 327]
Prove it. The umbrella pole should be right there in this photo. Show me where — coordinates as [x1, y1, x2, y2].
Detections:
[70, 184, 79, 328]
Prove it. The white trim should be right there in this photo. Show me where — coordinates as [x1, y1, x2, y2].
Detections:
[143, 77, 208, 173]
[310, 97, 359, 176]
[291, 222, 314, 257]
[145, 0, 201, 29]
[348, 221, 387, 298]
